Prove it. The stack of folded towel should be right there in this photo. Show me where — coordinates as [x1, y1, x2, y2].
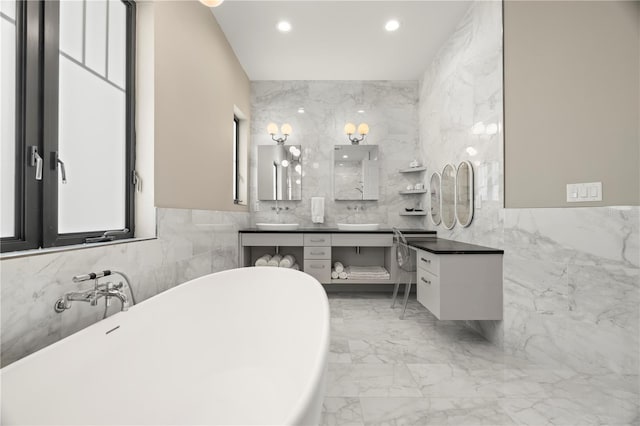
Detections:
[331, 262, 348, 279]
[254, 254, 299, 270]
[345, 265, 390, 280]
[332, 265, 390, 280]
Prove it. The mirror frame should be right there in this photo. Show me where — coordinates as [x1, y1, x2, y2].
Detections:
[440, 163, 457, 230]
[429, 172, 442, 226]
[455, 160, 474, 227]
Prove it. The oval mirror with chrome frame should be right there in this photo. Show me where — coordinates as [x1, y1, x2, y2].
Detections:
[429, 172, 442, 226]
[455, 161, 474, 227]
[440, 164, 456, 229]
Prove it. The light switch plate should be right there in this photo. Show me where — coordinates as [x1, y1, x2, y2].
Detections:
[567, 182, 602, 202]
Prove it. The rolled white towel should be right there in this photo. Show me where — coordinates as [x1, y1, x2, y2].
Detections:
[331, 270, 339, 279]
[279, 254, 296, 268]
[255, 254, 272, 267]
[267, 254, 282, 267]
[334, 262, 344, 273]
[338, 271, 348, 280]
[290, 263, 300, 271]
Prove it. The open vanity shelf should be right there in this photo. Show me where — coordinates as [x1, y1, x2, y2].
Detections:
[239, 229, 435, 285]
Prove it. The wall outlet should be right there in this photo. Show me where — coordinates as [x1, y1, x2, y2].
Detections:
[566, 182, 602, 202]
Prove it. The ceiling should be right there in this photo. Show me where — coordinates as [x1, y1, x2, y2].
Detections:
[211, 1, 471, 81]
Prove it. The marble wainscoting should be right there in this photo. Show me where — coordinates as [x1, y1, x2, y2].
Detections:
[501, 206, 640, 377]
[0, 208, 250, 367]
[250, 80, 424, 228]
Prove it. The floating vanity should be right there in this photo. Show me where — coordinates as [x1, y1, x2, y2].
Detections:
[238, 228, 435, 285]
[408, 239, 503, 320]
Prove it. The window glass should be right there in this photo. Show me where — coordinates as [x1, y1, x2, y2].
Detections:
[57, 0, 127, 234]
[84, 0, 107, 76]
[1, 4, 16, 238]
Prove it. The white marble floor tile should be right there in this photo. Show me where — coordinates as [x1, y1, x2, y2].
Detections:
[360, 397, 516, 426]
[321, 397, 365, 426]
[326, 363, 422, 398]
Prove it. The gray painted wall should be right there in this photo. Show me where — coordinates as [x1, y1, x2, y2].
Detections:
[504, 0, 640, 208]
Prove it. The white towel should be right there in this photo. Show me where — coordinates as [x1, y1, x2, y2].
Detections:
[334, 261, 344, 273]
[311, 197, 325, 224]
[279, 254, 296, 268]
[255, 254, 272, 266]
[331, 270, 339, 279]
[338, 271, 348, 279]
[267, 254, 282, 267]
[290, 263, 300, 271]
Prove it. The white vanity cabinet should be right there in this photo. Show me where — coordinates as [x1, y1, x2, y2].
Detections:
[303, 234, 332, 283]
[414, 241, 503, 320]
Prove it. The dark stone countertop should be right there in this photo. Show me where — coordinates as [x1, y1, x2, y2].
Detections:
[408, 238, 504, 254]
[239, 228, 436, 235]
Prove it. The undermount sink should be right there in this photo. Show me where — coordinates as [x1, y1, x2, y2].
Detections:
[337, 223, 380, 231]
[256, 223, 300, 231]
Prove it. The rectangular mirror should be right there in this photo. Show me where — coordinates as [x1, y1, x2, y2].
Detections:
[333, 145, 379, 200]
[257, 145, 302, 201]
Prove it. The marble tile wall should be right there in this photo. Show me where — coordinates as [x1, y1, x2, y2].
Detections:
[419, 0, 640, 377]
[0, 208, 250, 367]
[250, 81, 423, 228]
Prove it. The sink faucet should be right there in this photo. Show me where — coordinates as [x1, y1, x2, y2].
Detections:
[54, 270, 134, 314]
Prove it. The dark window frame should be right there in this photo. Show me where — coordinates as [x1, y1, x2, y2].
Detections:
[1, 0, 137, 253]
[233, 115, 241, 204]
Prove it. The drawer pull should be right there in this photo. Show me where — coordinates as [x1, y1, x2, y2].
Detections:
[420, 257, 431, 264]
[420, 277, 431, 285]
[310, 238, 325, 243]
[310, 251, 325, 255]
[310, 265, 325, 269]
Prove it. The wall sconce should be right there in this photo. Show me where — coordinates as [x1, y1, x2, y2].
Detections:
[344, 122, 369, 145]
[199, 0, 224, 7]
[268, 123, 292, 145]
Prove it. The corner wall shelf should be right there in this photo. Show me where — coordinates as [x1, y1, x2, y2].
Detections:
[400, 211, 427, 216]
[399, 166, 426, 173]
[399, 190, 427, 195]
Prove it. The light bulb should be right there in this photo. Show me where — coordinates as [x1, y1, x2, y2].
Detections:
[289, 146, 297, 154]
[277, 21, 292, 32]
[385, 20, 400, 32]
[199, 0, 224, 7]
[281, 123, 292, 135]
[267, 123, 278, 135]
[344, 123, 356, 135]
[357, 123, 369, 135]
[281, 160, 290, 168]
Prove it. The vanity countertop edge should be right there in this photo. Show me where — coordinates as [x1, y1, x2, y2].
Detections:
[239, 228, 437, 235]
[408, 238, 504, 254]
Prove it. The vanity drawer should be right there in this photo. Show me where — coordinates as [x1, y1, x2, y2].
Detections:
[304, 234, 331, 246]
[416, 249, 439, 276]
[304, 260, 331, 283]
[331, 234, 392, 247]
[304, 246, 331, 260]
[242, 233, 303, 247]
[417, 269, 440, 319]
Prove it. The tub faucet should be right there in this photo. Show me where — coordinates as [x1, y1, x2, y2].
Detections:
[55, 270, 134, 314]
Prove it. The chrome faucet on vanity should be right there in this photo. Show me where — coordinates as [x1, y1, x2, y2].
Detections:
[54, 270, 136, 315]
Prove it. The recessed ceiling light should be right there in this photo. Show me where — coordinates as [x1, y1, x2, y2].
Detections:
[298, 107, 305, 114]
[277, 21, 292, 33]
[357, 110, 365, 114]
[342, 155, 349, 159]
[385, 20, 400, 32]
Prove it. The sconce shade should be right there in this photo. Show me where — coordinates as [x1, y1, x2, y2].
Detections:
[199, 0, 224, 7]
[344, 123, 356, 135]
[357, 123, 369, 135]
[267, 123, 279, 135]
[281, 124, 292, 135]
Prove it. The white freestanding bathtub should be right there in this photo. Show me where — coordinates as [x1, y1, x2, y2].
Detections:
[1, 267, 330, 425]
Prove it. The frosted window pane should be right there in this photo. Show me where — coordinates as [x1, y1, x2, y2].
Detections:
[85, 0, 107, 77]
[0, 0, 16, 20]
[58, 55, 125, 234]
[59, 0, 83, 62]
[1, 17, 16, 238]
[107, 0, 126, 88]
